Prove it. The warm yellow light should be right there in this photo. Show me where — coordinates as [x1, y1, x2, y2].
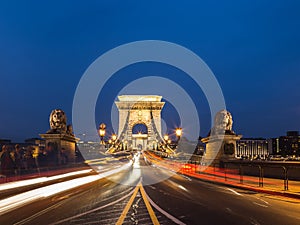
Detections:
[108, 139, 112, 144]
[112, 134, 117, 141]
[99, 129, 105, 137]
[164, 134, 169, 141]
[98, 123, 106, 137]
[168, 140, 171, 144]
[176, 128, 182, 137]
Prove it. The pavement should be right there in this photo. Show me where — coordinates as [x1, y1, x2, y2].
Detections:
[1, 154, 300, 201]
[181, 166, 300, 199]
[1, 154, 300, 225]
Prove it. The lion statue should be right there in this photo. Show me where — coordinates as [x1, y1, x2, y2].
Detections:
[49, 109, 67, 132]
[211, 110, 233, 134]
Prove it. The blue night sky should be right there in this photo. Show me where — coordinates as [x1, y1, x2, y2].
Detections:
[0, 0, 299, 142]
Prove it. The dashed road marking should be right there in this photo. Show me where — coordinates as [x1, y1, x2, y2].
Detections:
[227, 188, 243, 196]
[252, 202, 269, 208]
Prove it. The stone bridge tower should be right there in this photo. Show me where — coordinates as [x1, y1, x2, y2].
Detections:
[115, 95, 164, 150]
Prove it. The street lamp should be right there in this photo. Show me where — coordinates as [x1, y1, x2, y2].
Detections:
[111, 134, 117, 147]
[163, 134, 169, 142]
[163, 134, 170, 151]
[98, 123, 106, 145]
[112, 134, 117, 142]
[175, 128, 182, 143]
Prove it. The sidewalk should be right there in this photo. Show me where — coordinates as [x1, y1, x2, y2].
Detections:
[181, 166, 300, 199]
[144, 152, 300, 199]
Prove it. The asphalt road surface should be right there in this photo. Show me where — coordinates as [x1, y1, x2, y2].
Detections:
[1, 153, 300, 225]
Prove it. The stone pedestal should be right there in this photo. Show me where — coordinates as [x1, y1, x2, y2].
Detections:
[201, 133, 242, 168]
[39, 133, 79, 164]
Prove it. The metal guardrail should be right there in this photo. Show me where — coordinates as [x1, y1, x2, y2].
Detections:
[147, 150, 300, 191]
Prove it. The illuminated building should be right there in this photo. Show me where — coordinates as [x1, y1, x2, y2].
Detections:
[236, 138, 269, 159]
[270, 131, 300, 156]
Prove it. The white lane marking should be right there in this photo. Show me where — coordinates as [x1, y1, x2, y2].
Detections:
[168, 180, 188, 192]
[254, 197, 270, 205]
[14, 201, 65, 225]
[178, 185, 188, 192]
[50, 186, 137, 225]
[179, 174, 192, 181]
[149, 185, 156, 190]
[250, 217, 261, 225]
[252, 202, 269, 208]
[227, 188, 242, 196]
[143, 188, 186, 225]
[226, 207, 232, 213]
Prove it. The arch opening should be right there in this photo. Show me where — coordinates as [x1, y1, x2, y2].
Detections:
[132, 123, 148, 134]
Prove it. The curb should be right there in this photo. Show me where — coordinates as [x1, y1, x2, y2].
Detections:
[180, 170, 300, 200]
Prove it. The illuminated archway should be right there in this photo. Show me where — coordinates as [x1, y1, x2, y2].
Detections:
[116, 95, 164, 150]
[132, 123, 148, 134]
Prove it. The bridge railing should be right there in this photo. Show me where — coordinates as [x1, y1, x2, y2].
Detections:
[220, 160, 300, 191]
[143, 150, 300, 194]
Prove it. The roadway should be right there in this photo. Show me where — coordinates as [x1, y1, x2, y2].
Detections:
[0, 152, 300, 225]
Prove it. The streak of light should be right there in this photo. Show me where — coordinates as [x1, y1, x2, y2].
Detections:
[0, 169, 93, 191]
[52, 178, 142, 225]
[118, 153, 141, 186]
[143, 152, 277, 188]
[133, 152, 141, 169]
[0, 162, 132, 215]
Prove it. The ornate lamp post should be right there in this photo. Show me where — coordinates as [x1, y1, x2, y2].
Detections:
[98, 123, 106, 145]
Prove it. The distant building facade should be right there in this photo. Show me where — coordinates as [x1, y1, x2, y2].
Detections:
[270, 131, 300, 156]
[0, 138, 44, 158]
[236, 138, 269, 159]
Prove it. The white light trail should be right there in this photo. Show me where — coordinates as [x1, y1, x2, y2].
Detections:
[0, 169, 93, 191]
[0, 162, 132, 215]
